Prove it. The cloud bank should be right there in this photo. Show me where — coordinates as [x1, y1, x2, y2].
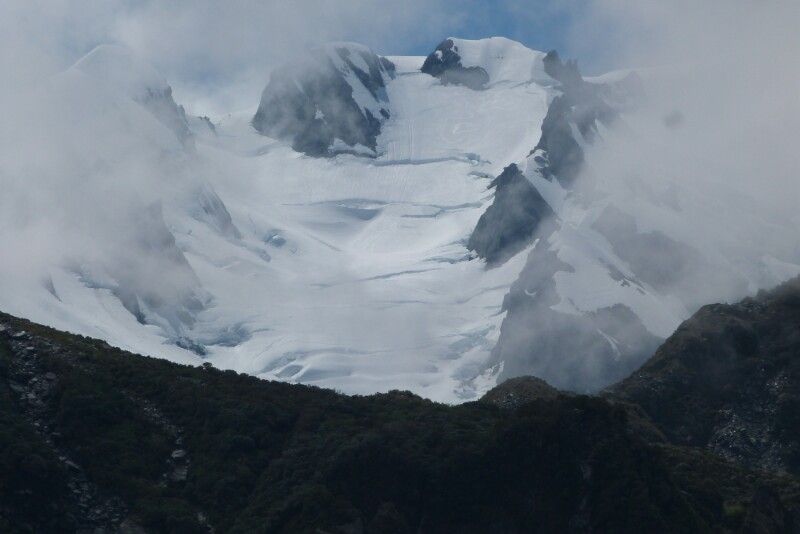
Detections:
[576, 0, 800, 287]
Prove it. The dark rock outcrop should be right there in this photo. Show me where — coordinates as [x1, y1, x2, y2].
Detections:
[73, 44, 195, 152]
[189, 185, 241, 240]
[467, 164, 555, 266]
[252, 44, 394, 157]
[532, 51, 617, 187]
[542, 50, 583, 89]
[421, 39, 489, 90]
[472, 51, 658, 395]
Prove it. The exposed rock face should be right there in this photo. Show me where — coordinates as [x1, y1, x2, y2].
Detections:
[252, 43, 394, 157]
[531, 50, 616, 187]
[606, 275, 800, 474]
[420, 38, 489, 90]
[469, 50, 666, 393]
[467, 164, 554, 266]
[468, 50, 625, 267]
[189, 185, 241, 240]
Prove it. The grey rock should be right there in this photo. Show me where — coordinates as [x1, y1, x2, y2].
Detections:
[253, 44, 393, 157]
[421, 39, 489, 90]
[467, 163, 555, 266]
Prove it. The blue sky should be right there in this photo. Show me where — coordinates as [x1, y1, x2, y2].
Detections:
[389, 1, 587, 64]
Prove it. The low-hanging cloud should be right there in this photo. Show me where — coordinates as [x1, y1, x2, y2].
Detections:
[2, 0, 605, 115]
[1, 0, 455, 114]
[491, 0, 800, 393]
[573, 0, 800, 295]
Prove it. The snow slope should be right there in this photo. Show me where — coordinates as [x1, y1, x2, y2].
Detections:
[0, 40, 554, 402]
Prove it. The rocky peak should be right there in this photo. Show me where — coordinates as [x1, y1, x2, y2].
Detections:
[421, 37, 551, 90]
[252, 42, 394, 157]
[421, 38, 490, 90]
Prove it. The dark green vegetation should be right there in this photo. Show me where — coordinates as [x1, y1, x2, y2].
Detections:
[2, 276, 800, 533]
[606, 275, 800, 473]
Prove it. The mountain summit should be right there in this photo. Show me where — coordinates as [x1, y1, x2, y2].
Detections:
[252, 43, 394, 156]
[421, 36, 554, 89]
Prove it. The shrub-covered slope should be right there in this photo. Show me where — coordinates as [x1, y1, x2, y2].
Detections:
[606, 275, 800, 474]
[2, 277, 800, 533]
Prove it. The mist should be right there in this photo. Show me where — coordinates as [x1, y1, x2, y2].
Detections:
[489, 0, 799, 393]
[576, 0, 800, 298]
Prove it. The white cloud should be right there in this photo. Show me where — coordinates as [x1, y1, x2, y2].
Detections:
[2, 0, 462, 114]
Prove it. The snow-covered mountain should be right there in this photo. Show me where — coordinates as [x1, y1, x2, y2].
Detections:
[0, 38, 797, 401]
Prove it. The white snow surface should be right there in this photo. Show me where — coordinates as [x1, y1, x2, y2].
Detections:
[447, 37, 555, 86]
